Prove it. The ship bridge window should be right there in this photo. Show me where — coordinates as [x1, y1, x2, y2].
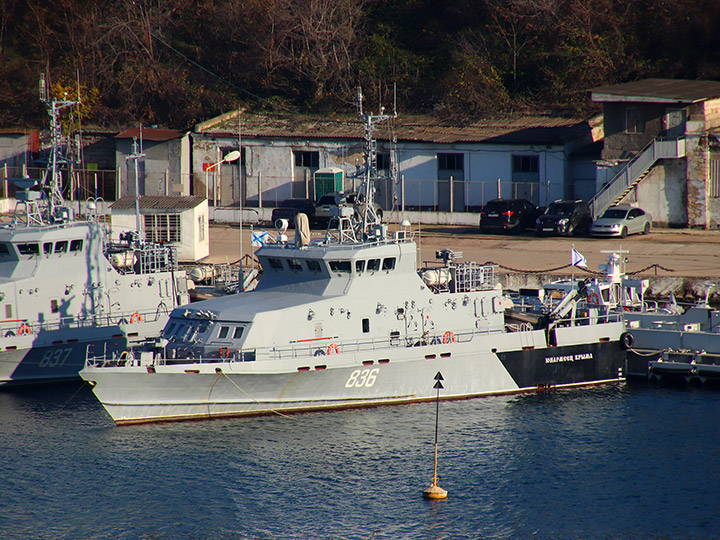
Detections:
[329, 260, 351, 274]
[218, 326, 230, 339]
[43, 242, 53, 255]
[288, 258, 303, 271]
[382, 257, 396, 271]
[355, 260, 365, 274]
[268, 258, 284, 270]
[367, 259, 380, 272]
[0, 243, 10, 257]
[17, 243, 39, 256]
[54, 241, 68, 253]
[70, 239, 83, 252]
[306, 259, 321, 273]
[233, 326, 244, 339]
[164, 322, 177, 337]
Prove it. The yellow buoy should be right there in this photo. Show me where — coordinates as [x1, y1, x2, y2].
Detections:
[422, 372, 448, 499]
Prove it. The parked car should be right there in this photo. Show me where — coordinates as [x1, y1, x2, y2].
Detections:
[535, 200, 592, 237]
[479, 198, 541, 234]
[271, 198, 316, 228]
[590, 204, 652, 238]
[315, 192, 383, 225]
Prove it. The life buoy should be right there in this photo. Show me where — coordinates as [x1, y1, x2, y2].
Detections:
[327, 343, 340, 355]
[442, 331, 456, 344]
[129, 312, 143, 324]
[18, 324, 30, 335]
[588, 292, 600, 304]
[620, 332, 634, 350]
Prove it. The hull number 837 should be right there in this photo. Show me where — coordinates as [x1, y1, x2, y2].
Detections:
[345, 368, 379, 388]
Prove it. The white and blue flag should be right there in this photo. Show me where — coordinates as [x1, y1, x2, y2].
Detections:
[251, 230, 269, 248]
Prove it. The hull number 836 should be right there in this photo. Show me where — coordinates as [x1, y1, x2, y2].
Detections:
[345, 368, 379, 388]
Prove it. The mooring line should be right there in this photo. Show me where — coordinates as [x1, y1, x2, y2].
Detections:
[59, 380, 89, 411]
[220, 372, 294, 419]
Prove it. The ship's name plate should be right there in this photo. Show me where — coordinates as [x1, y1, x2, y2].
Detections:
[545, 352, 592, 364]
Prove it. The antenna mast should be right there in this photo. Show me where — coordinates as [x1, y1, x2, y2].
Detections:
[356, 85, 397, 236]
[39, 73, 80, 220]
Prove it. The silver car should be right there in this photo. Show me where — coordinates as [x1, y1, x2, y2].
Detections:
[590, 204, 652, 238]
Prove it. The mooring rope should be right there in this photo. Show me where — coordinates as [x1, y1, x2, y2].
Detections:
[219, 371, 294, 419]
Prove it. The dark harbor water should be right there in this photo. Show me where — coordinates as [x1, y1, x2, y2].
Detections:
[1, 381, 719, 540]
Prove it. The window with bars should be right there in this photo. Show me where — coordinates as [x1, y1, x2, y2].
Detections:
[710, 159, 720, 198]
[198, 214, 206, 242]
[144, 214, 181, 244]
[512, 155, 539, 173]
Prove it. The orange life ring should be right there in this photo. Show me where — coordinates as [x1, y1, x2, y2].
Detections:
[327, 343, 340, 355]
[18, 324, 31, 335]
[129, 312, 143, 324]
[442, 331, 456, 344]
[588, 292, 600, 304]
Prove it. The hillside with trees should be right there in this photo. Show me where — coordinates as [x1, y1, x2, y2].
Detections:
[2, 0, 720, 129]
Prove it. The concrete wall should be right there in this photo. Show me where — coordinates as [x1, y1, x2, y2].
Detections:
[632, 158, 687, 226]
[116, 138, 184, 198]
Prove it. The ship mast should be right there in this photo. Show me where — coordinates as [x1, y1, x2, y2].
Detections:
[39, 74, 80, 221]
[356, 86, 397, 237]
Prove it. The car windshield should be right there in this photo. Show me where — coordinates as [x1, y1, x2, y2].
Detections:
[317, 195, 336, 206]
[282, 200, 308, 210]
[601, 208, 628, 219]
[546, 203, 575, 216]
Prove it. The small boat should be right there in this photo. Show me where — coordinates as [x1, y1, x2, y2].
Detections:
[81, 94, 627, 425]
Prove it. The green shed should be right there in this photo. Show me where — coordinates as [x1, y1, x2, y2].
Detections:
[314, 167, 344, 200]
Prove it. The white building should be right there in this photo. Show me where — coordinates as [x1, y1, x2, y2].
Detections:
[110, 196, 209, 262]
[191, 111, 601, 212]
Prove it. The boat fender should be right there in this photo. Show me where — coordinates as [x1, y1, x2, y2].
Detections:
[620, 332, 634, 349]
[130, 312, 143, 324]
[588, 292, 600, 304]
[327, 343, 340, 355]
[314, 349, 326, 356]
[442, 331, 456, 344]
[18, 324, 31, 335]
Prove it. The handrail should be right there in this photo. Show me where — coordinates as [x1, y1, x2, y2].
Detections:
[588, 138, 685, 219]
[86, 313, 624, 369]
[0, 306, 168, 338]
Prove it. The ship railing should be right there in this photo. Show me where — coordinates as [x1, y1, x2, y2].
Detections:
[0, 306, 170, 338]
[105, 241, 178, 275]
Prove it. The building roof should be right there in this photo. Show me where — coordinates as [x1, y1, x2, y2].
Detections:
[195, 110, 593, 146]
[115, 128, 185, 142]
[111, 195, 205, 211]
[591, 78, 720, 104]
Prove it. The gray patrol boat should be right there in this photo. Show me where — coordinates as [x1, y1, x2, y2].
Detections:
[82, 95, 626, 424]
[0, 88, 189, 385]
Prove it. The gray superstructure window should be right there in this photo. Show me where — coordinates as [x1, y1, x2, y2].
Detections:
[329, 260, 351, 274]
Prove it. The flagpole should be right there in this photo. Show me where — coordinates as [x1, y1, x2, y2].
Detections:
[571, 243, 575, 287]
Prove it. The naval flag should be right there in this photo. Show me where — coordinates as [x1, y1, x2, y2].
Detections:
[571, 248, 587, 268]
[251, 230, 269, 248]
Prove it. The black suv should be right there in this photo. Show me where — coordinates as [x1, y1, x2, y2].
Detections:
[271, 198, 316, 228]
[479, 198, 541, 234]
[535, 200, 591, 237]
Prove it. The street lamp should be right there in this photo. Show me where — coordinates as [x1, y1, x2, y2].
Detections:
[205, 150, 241, 206]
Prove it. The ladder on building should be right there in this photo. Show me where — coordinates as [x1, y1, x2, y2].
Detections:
[588, 138, 686, 219]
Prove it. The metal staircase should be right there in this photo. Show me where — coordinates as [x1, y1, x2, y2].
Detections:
[588, 138, 686, 219]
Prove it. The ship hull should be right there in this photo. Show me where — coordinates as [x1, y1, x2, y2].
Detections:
[0, 319, 166, 385]
[82, 328, 626, 425]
